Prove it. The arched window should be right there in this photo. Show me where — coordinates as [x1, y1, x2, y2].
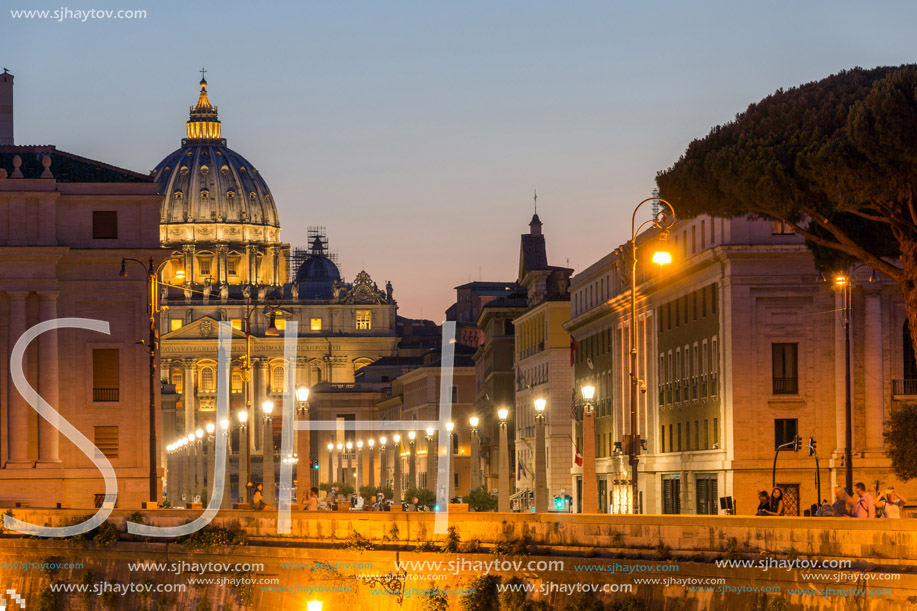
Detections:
[271, 366, 285, 392]
[171, 369, 183, 394]
[200, 367, 215, 392]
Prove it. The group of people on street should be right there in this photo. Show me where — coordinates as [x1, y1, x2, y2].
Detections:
[756, 483, 908, 518]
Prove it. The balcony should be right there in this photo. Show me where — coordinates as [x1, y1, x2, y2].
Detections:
[893, 379, 917, 396]
[772, 377, 798, 395]
[92, 388, 119, 402]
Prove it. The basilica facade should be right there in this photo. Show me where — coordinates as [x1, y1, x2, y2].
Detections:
[156, 77, 399, 503]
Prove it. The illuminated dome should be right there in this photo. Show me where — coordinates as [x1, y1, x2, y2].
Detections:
[154, 76, 280, 246]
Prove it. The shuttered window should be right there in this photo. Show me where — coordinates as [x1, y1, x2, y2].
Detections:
[92, 349, 119, 402]
[94, 426, 119, 458]
[92, 211, 117, 239]
[696, 475, 718, 515]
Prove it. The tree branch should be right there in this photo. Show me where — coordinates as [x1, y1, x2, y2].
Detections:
[788, 209, 904, 281]
[849, 207, 892, 224]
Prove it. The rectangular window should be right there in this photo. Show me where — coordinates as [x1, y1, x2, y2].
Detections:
[702, 289, 707, 317]
[356, 310, 372, 330]
[711, 284, 718, 314]
[170, 319, 183, 332]
[691, 225, 697, 254]
[771, 220, 795, 235]
[774, 418, 798, 449]
[686, 421, 691, 451]
[310, 318, 322, 331]
[230, 319, 242, 330]
[675, 300, 680, 327]
[92, 211, 118, 239]
[275, 319, 286, 331]
[198, 256, 212, 276]
[669, 424, 673, 452]
[663, 475, 681, 514]
[704, 419, 709, 449]
[692, 292, 698, 321]
[92, 349, 119, 402]
[695, 421, 699, 452]
[700, 220, 706, 250]
[94, 426, 119, 459]
[677, 423, 682, 452]
[713, 418, 719, 448]
[696, 474, 718, 515]
[227, 257, 240, 276]
[661, 425, 666, 453]
[772, 343, 799, 394]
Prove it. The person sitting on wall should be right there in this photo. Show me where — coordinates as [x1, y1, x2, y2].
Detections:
[755, 491, 770, 516]
[760, 488, 785, 516]
[251, 483, 275, 511]
[305, 487, 319, 511]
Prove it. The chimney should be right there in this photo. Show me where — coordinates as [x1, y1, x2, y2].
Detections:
[0, 69, 12, 145]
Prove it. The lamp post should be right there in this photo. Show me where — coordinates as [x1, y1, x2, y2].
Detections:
[498, 408, 510, 512]
[296, 386, 310, 491]
[181, 436, 192, 505]
[261, 400, 275, 505]
[832, 268, 874, 495]
[336, 442, 343, 482]
[379, 437, 388, 489]
[205, 423, 216, 504]
[326, 442, 334, 485]
[220, 418, 231, 508]
[407, 432, 417, 490]
[627, 197, 675, 514]
[356, 440, 364, 491]
[425, 426, 436, 492]
[238, 410, 249, 504]
[166, 443, 176, 505]
[393, 434, 403, 500]
[119, 256, 183, 503]
[346, 441, 353, 486]
[445, 422, 454, 499]
[534, 399, 548, 513]
[469, 417, 481, 490]
[368, 439, 375, 488]
[581, 385, 597, 513]
[194, 428, 204, 503]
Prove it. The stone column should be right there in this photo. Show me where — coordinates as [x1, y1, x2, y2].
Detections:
[37, 291, 60, 464]
[6, 291, 30, 466]
[183, 360, 196, 434]
[182, 244, 195, 285]
[534, 411, 547, 513]
[221, 427, 232, 508]
[470, 427, 481, 490]
[253, 359, 269, 453]
[216, 243, 228, 286]
[863, 290, 885, 450]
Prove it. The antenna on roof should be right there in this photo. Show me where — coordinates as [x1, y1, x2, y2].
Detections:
[533, 189, 537, 215]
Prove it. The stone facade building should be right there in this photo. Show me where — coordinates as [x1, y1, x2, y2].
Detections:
[155, 78, 399, 504]
[0, 69, 164, 507]
[567, 214, 913, 515]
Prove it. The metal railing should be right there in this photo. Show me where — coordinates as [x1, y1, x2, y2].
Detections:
[92, 388, 119, 402]
[772, 377, 798, 395]
[893, 379, 917, 395]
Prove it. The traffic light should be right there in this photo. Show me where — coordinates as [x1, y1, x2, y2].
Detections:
[554, 496, 564, 510]
[808, 437, 816, 457]
[313, 459, 319, 470]
[792, 435, 801, 452]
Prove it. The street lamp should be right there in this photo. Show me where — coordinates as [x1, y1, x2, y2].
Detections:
[498, 408, 510, 512]
[407, 432, 417, 490]
[307, 601, 323, 611]
[379, 436, 387, 489]
[327, 442, 334, 485]
[261, 400, 275, 505]
[445, 422, 455, 498]
[469, 417, 481, 490]
[119, 256, 182, 504]
[425, 426, 436, 493]
[336, 442, 343, 482]
[194, 429, 204, 504]
[238, 410, 249, 504]
[356, 440, 364, 491]
[393, 434, 402, 501]
[294, 385, 310, 492]
[205, 423, 216, 503]
[220, 418, 231, 508]
[580, 385, 597, 513]
[534, 398, 548, 513]
[626, 197, 676, 514]
[367, 439, 375, 488]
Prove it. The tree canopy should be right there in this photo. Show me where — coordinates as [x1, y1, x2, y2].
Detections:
[657, 64, 917, 352]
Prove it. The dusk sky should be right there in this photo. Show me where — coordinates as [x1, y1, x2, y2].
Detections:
[4, 0, 917, 318]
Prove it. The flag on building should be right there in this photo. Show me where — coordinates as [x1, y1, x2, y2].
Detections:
[570, 336, 579, 366]
[574, 444, 583, 466]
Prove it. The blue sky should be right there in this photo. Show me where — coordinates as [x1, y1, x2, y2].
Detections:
[4, 0, 916, 317]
